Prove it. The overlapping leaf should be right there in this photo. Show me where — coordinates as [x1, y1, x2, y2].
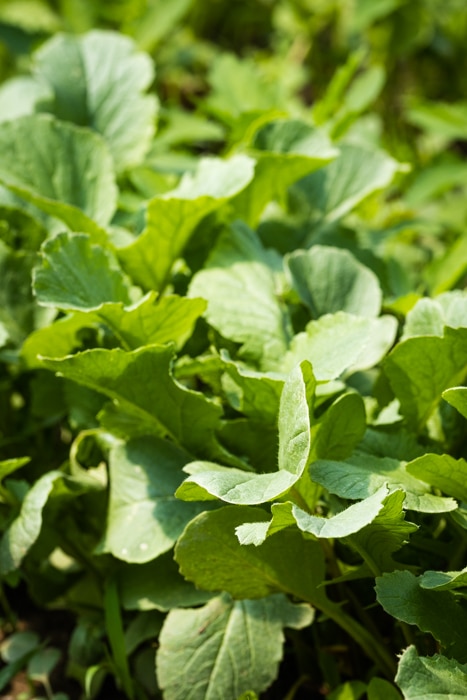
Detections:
[156, 593, 313, 700]
[175, 361, 313, 505]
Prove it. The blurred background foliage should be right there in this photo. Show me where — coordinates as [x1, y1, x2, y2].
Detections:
[1, 0, 467, 294]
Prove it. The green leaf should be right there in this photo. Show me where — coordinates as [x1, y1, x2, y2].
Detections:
[443, 386, 467, 419]
[311, 452, 456, 512]
[345, 490, 418, 574]
[403, 291, 467, 339]
[419, 567, 467, 592]
[119, 550, 213, 611]
[22, 292, 206, 366]
[0, 76, 51, 123]
[33, 232, 133, 311]
[406, 99, 467, 140]
[310, 392, 366, 461]
[233, 120, 338, 225]
[0, 240, 45, 346]
[395, 646, 467, 700]
[156, 593, 314, 700]
[277, 360, 314, 475]
[327, 681, 366, 700]
[100, 437, 207, 563]
[291, 485, 391, 539]
[0, 114, 117, 236]
[175, 505, 327, 604]
[282, 312, 397, 380]
[384, 328, 467, 430]
[34, 30, 158, 172]
[220, 355, 284, 424]
[0, 471, 62, 574]
[176, 361, 313, 505]
[406, 453, 467, 502]
[367, 677, 402, 700]
[296, 143, 400, 223]
[118, 154, 255, 291]
[27, 647, 61, 683]
[206, 53, 281, 119]
[189, 222, 293, 370]
[375, 571, 467, 661]
[39, 345, 223, 458]
[130, 0, 192, 51]
[287, 245, 382, 318]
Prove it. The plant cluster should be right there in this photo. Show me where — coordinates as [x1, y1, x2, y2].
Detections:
[1, 1, 467, 699]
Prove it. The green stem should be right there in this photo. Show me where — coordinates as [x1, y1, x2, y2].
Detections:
[319, 598, 397, 679]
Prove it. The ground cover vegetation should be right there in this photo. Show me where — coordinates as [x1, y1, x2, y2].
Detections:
[1, 0, 467, 698]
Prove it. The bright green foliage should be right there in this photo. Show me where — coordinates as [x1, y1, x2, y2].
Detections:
[156, 593, 313, 700]
[2, 3, 467, 700]
[396, 647, 467, 699]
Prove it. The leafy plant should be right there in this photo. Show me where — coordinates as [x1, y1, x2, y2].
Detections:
[1, 2, 467, 699]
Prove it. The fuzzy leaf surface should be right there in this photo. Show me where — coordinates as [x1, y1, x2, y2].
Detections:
[34, 30, 157, 172]
[156, 593, 313, 700]
[287, 245, 382, 318]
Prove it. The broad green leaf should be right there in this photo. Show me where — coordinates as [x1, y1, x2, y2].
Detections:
[0, 114, 117, 236]
[384, 328, 467, 430]
[403, 291, 467, 339]
[39, 345, 223, 458]
[175, 505, 327, 604]
[291, 485, 391, 539]
[94, 293, 206, 351]
[22, 292, 206, 366]
[156, 593, 313, 700]
[311, 452, 456, 512]
[220, 355, 284, 424]
[282, 312, 397, 380]
[21, 313, 96, 368]
[407, 453, 467, 502]
[0, 471, 62, 574]
[119, 550, 213, 611]
[296, 143, 400, 224]
[0, 76, 51, 123]
[176, 362, 313, 505]
[376, 571, 467, 661]
[118, 154, 255, 291]
[233, 120, 338, 225]
[189, 222, 293, 370]
[34, 30, 158, 172]
[396, 646, 467, 700]
[287, 245, 382, 318]
[100, 437, 206, 563]
[33, 232, 133, 311]
[443, 386, 467, 419]
[345, 490, 418, 574]
[419, 567, 467, 592]
[310, 392, 366, 461]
